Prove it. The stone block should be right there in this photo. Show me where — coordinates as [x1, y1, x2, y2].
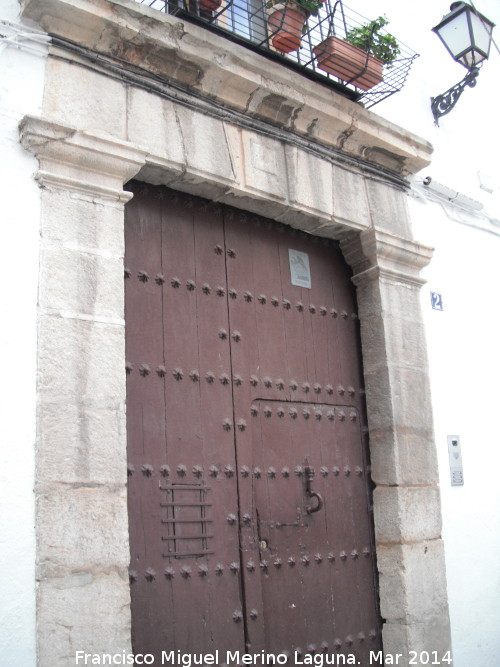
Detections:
[39, 245, 124, 319]
[40, 188, 125, 255]
[374, 486, 442, 544]
[43, 59, 127, 138]
[285, 145, 333, 221]
[365, 179, 413, 238]
[377, 540, 449, 623]
[38, 400, 126, 484]
[360, 314, 429, 373]
[175, 107, 235, 186]
[37, 572, 131, 667]
[382, 619, 452, 666]
[127, 87, 185, 174]
[238, 128, 288, 204]
[36, 484, 129, 576]
[369, 428, 439, 486]
[332, 164, 371, 230]
[37, 314, 125, 401]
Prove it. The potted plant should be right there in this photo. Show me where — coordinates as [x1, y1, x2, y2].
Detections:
[267, 0, 325, 53]
[313, 15, 400, 90]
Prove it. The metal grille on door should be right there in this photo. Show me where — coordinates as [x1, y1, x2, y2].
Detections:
[125, 182, 381, 662]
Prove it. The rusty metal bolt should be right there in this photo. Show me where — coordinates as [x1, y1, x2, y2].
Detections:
[267, 467, 276, 479]
[302, 409, 311, 420]
[177, 464, 187, 477]
[345, 636, 353, 647]
[231, 331, 241, 342]
[369, 630, 377, 640]
[332, 466, 340, 476]
[218, 329, 228, 340]
[263, 376, 272, 388]
[263, 406, 272, 418]
[333, 639, 342, 650]
[180, 566, 192, 578]
[320, 307, 327, 316]
[347, 386, 356, 397]
[229, 289, 238, 299]
[215, 563, 224, 575]
[338, 411, 346, 422]
[192, 465, 203, 478]
[159, 464, 170, 477]
[141, 464, 154, 477]
[240, 466, 250, 478]
[138, 270, 149, 282]
[355, 466, 363, 476]
[301, 556, 310, 567]
[325, 384, 334, 394]
[271, 296, 279, 307]
[351, 549, 359, 560]
[289, 407, 298, 419]
[349, 411, 357, 422]
[341, 310, 349, 320]
[189, 370, 200, 382]
[214, 244, 223, 255]
[164, 567, 175, 580]
[363, 548, 371, 558]
[173, 368, 183, 381]
[249, 375, 259, 387]
[307, 644, 317, 654]
[145, 568, 156, 581]
[253, 467, 262, 478]
[244, 291, 253, 302]
[139, 364, 151, 377]
[233, 374, 243, 386]
[327, 410, 335, 421]
[127, 463, 135, 476]
[313, 383, 322, 394]
[129, 570, 138, 583]
[226, 513, 237, 525]
[327, 552, 335, 562]
[124, 268, 132, 279]
[237, 419, 247, 432]
[258, 294, 267, 304]
[220, 373, 230, 385]
[198, 565, 209, 577]
[222, 419, 232, 431]
[205, 371, 215, 384]
[156, 365, 166, 378]
[208, 465, 219, 477]
[259, 560, 268, 572]
[337, 385, 345, 396]
[229, 562, 240, 574]
[294, 465, 303, 476]
[358, 633, 365, 643]
[155, 273, 165, 285]
[216, 285, 225, 297]
[296, 302, 304, 312]
[276, 406, 285, 418]
[125, 361, 133, 374]
[339, 551, 347, 561]
[302, 382, 310, 393]
[281, 467, 290, 478]
[232, 610, 243, 622]
[170, 277, 180, 288]
[344, 466, 351, 476]
[289, 380, 298, 391]
[331, 308, 338, 318]
[227, 249, 236, 258]
[320, 466, 328, 476]
[224, 464, 234, 477]
[276, 378, 285, 390]
[249, 609, 259, 620]
[315, 410, 322, 421]
[287, 556, 296, 567]
[283, 299, 291, 310]
[314, 553, 323, 563]
[246, 560, 255, 572]
[242, 513, 252, 525]
[309, 304, 316, 314]
[202, 283, 211, 294]
[274, 558, 283, 569]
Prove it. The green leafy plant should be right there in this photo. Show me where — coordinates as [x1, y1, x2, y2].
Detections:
[266, 0, 326, 19]
[345, 15, 400, 66]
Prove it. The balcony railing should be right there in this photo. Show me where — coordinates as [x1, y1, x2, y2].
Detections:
[135, 0, 418, 109]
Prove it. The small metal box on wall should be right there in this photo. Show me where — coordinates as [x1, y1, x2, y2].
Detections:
[447, 435, 464, 486]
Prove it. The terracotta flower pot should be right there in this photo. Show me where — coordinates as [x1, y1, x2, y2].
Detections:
[199, 0, 222, 11]
[313, 35, 383, 91]
[268, 4, 307, 53]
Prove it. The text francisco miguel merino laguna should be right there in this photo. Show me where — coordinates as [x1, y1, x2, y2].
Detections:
[75, 650, 388, 665]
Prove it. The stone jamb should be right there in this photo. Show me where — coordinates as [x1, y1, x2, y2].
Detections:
[21, 105, 450, 665]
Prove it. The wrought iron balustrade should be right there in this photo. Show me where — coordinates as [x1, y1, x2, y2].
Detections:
[135, 0, 418, 108]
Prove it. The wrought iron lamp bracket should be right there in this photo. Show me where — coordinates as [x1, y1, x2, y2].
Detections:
[431, 66, 480, 126]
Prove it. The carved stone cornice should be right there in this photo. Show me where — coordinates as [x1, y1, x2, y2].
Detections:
[341, 228, 434, 287]
[19, 115, 147, 202]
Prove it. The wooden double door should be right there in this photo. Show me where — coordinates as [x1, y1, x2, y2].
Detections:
[125, 182, 381, 662]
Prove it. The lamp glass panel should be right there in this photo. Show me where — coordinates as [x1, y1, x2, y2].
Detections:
[469, 12, 493, 57]
[436, 13, 472, 60]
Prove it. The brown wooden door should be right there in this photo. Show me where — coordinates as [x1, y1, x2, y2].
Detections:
[125, 183, 381, 662]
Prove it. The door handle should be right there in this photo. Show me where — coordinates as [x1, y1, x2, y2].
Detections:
[304, 465, 323, 514]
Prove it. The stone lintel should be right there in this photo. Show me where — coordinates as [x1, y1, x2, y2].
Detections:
[20, 0, 433, 177]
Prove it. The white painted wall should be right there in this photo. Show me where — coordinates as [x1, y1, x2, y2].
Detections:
[355, 1, 500, 664]
[0, 3, 48, 665]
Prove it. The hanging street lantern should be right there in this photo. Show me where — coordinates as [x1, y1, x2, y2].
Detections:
[431, 2, 495, 125]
